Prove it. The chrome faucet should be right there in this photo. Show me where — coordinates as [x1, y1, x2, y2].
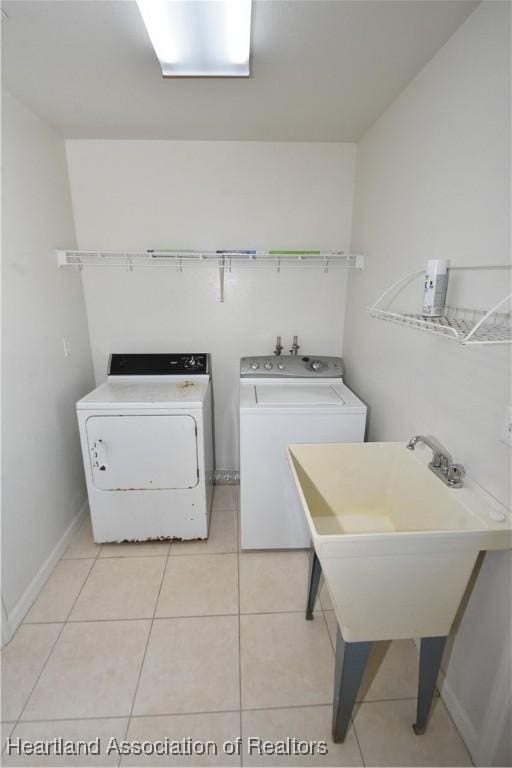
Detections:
[407, 435, 465, 488]
[290, 335, 300, 356]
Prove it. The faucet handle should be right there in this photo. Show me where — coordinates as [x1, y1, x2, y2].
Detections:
[431, 452, 443, 468]
[289, 335, 300, 355]
[447, 463, 465, 487]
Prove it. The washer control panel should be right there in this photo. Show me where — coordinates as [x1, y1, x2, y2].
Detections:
[240, 355, 343, 378]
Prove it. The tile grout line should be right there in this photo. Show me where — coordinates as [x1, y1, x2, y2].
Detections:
[236, 488, 245, 767]
[9, 699, 438, 724]
[435, 658, 472, 760]
[321, 607, 336, 656]
[237, 506, 243, 768]
[22, 606, 321, 625]
[21, 558, 96, 627]
[351, 713, 366, 768]
[434, 690, 475, 765]
[21, 520, 101, 625]
[13, 530, 104, 730]
[24, 608, 322, 626]
[56, 555, 97, 624]
[3, 704, 333, 726]
[9, 715, 150, 725]
[117, 543, 173, 767]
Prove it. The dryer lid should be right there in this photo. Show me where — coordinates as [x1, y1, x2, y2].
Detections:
[76, 379, 209, 409]
[255, 385, 345, 406]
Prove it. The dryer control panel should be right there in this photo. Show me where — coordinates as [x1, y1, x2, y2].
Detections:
[108, 353, 210, 376]
[240, 355, 343, 378]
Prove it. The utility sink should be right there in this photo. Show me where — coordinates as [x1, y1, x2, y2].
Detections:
[288, 442, 511, 642]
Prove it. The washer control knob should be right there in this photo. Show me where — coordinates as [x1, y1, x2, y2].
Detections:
[277, 363, 285, 370]
[264, 361, 273, 370]
[310, 360, 322, 371]
[250, 362, 259, 370]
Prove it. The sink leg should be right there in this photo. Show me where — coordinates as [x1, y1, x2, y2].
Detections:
[306, 547, 322, 620]
[413, 635, 447, 735]
[332, 626, 372, 743]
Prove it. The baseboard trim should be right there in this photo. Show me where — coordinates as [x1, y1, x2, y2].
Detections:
[439, 675, 478, 760]
[2, 499, 88, 646]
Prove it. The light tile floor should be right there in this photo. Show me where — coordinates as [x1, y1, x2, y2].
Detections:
[1, 485, 472, 767]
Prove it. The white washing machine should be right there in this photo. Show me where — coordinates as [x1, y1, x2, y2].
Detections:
[239, 355, 366, 549]
[77, 353, 214, 543]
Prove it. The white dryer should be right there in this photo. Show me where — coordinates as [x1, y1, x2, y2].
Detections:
[239, 355, 366, 549]
[77, 353, 214, 543]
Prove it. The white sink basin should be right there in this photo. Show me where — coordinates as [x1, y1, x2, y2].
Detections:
[288, 442, 511, 641]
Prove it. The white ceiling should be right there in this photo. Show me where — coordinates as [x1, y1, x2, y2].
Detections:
[2, 0, 478, 141]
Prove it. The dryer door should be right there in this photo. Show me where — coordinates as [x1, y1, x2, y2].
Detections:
[85, 414, 199, 491]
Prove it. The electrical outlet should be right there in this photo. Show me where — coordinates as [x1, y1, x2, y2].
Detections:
[500, 406, 512, 447]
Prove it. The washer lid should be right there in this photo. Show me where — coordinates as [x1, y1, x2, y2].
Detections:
[255, 385, 345, 406]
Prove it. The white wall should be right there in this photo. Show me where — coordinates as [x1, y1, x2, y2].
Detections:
[66, 141, 357, 469]
[345, 3, 511, 764]
[1, 91, 95, 640]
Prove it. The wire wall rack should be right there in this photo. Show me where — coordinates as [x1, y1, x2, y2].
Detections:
[57, 249, 364, 302]
[368, 266, 511, 345]
[57, 249, 363, 270]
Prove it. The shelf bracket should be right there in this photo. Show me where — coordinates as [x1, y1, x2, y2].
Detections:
[219, 255, 225, 303]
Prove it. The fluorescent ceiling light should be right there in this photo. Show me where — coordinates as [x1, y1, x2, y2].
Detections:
[136, 0, 252, 77]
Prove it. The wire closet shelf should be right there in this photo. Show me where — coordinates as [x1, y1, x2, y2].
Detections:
[57, 249, 364, 271]
[368, 266, 512, 345]
[57, 249, 364, 302]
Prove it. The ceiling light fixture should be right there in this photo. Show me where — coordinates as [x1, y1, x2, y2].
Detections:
[136, 0, 252, 78]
